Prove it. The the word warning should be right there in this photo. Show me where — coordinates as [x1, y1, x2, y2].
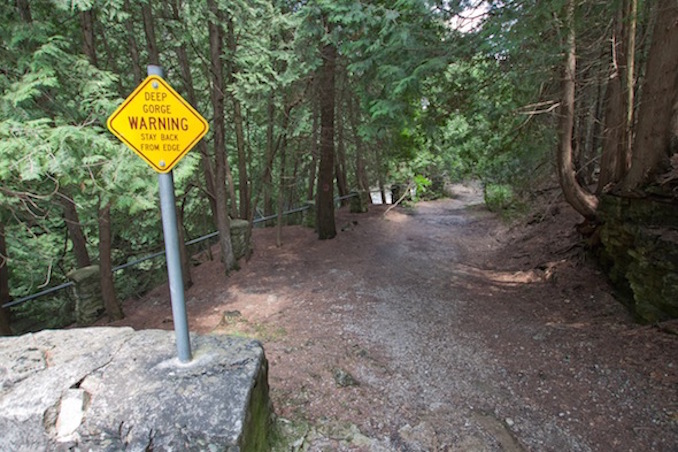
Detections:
[107, 75, 208, 173]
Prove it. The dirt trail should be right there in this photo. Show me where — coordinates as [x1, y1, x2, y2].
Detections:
[110, 186, 678, 451]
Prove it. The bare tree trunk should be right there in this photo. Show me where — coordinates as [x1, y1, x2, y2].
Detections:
[176, 200, 192, 289]
[98, 202, 123, 320]
[307, 98, 319, 201]
[316, 37, 337, 240]
[335, 95, 349, 205]
[557, 0, 598, 220]
[0, 222, 12, 336]
[226, 17, 250, 220]
[80, 9, 98, 67]
[276, 135, 287, 247]
[625, 0, 638, 162]
[622, 0, 678, 190]
[598, 12, 629, 192]
[375, 144, 387, 204]
[349, 94, 370, 193]
[208, 0, 237, 273]
[123, 0, 142, 85]
[141, 1, 159, 66]
[264, 94, 275, 217]
[58, 193, 91, 269]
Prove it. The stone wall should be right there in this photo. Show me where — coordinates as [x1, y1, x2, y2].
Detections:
[598, 194, 678, 323]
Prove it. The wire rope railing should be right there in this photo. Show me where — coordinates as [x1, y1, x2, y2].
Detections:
[2, 193, 359, 309]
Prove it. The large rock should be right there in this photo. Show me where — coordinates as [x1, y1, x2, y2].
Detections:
[0, 327, 271, 451]
[598, 194, 678, 322]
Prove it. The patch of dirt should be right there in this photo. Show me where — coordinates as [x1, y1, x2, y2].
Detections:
[105, 185, 678, 451]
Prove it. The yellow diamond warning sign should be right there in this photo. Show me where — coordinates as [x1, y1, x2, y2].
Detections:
[107, 75, 208, 173]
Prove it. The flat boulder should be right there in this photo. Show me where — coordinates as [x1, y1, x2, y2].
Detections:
[0, 327, 271, 451]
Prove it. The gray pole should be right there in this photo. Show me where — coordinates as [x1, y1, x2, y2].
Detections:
[148, 64, 192, 363]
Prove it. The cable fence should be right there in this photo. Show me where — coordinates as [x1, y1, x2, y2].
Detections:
[2, 193, 359, 310]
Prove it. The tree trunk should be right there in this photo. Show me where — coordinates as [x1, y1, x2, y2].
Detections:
[625, 0, 638, 162]
[276, 135, 287, 247]
[264, 94, 276, 217]
[349, 94, 370, 193]
[375, 145, 387, 204]
[557, 0, 599, 220]
[0, 222, 12, 336]
[80, 9, 98, 67]
[16, 0, 32, 23]
[226, 17, 250, 221]
[335, 94, 349, 205]
[169, 0, 217, 222]
[98, 202, 123, 320]
[123, 0, 143, 86]
[622, 0, 678, 190]
[176, 201, 193, 289]
[141, 1, 160, 66]
[58, 193, 91, 269]
[208, 0, 237, 273]
[233, 99, 249, 219]
[307, 100, 319, 201]
[316, 38, 337, 240]
[598, 12, 629, 192]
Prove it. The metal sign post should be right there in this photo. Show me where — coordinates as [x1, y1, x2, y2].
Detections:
[147, 65, 192, 363]
[107, 65, 209, 363]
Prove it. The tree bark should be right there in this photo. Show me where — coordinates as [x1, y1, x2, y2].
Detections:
[622, 0, 678, 190]
[335, 93, 349, 205]
[123, 0, 143, 86]
[307, 99, 319, 201]
[80, 9, 98, 67]
[58, 193, 91, 269]
[98, 202, 123, 320]
[375, 144, 387, 204]
[316, 38, 337, 240]
[226, 17, 250, 220]
[625, 0, 638, 161]
[176, 200, 192, 289]
[349, 94, 370, 193]
[598, 13, 629, 192]
[0, 222, 12, 336]
[141, 1, 160, 66]
[276, 134, 287, 247]
[16, 0, 32, 23]
[557, 0, 599, 220]
[264, 94, 276, 217]
[208, 0, 237, 272]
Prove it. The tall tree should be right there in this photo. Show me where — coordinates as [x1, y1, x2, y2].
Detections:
[98, 201, 123, 320]
[316, 33, 337, 240]
[58, 193, 91, 269]
[622, 0, 678, 191]
[556, 0, 599, 220]
[226, 16, 250, 220]
[207, 0, 237, 272]
[81, 6, 124, 319]
[141, 0, 160, 66]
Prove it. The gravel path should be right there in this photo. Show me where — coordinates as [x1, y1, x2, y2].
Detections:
[114, 187, 678, 451]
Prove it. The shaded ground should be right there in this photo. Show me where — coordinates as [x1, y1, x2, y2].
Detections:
[107, 185, 678, 451]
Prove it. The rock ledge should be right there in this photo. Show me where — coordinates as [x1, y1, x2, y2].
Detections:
[0, 327, 270, 451]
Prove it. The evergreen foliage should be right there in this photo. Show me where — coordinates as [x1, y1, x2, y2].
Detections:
[0, 0, 674, 332]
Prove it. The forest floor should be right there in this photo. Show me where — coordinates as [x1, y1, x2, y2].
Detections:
[106, 183, 678, 451]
